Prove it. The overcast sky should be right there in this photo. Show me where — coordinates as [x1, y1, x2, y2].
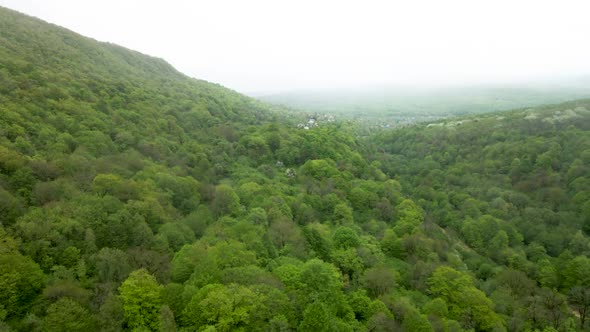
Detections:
[1, 0, 589, 94]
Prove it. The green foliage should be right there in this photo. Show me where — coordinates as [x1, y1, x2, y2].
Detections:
[0, 252, 45, 318]
[300, 159, 339, 180]
[298, 258, 343, 297]
[97, 293, 125, 332]
[333, 203, 354, 224]
[428, 266, 503, 330]
[171, 243, 207, 283]
[380, 229, 404, 258]
[423, 298, 448, 318]
[95, 247, 131, 283]
[158, 222, 196, 252]
[299, 302, 331, 332]
[182, 283, 261, 331]
[212, 184, 241, 217]
[303, 226, 331, 260]
[42, 297, 93, 332]
[119, 269, 163, 331]
[0, 7, 588, 332]
[361, 266, 396, 298]
[569, 286, 590, 329]
[402, 310, 433, 332]
[333, 226, 360, 249]
[159, 305, 176, 332]
[393, 199, 424, 236]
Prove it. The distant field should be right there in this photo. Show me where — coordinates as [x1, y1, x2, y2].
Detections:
[258, 81, 590, 125]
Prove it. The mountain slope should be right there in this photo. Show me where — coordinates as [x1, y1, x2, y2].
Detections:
[371, 100, 590, 328]
[0, 7, 401, 331]
[374, 100, 590, 249]
[0, 5, 276, 168]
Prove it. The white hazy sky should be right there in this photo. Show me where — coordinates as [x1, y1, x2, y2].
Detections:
[1, 0, 590, 94]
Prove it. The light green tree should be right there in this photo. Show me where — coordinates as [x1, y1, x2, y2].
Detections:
[427, 266, 503, 331]
[212, 184, 241, 217]
[119, 269, 163, 331]
[299, 302, 331, 332]
[0, 252, 45, 318]
[393, 199, 424, 236]
[182, 283, 261, 331]
[43, 298, 93, 332]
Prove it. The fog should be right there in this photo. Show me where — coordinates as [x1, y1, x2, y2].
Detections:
[1, 0, 590, 94]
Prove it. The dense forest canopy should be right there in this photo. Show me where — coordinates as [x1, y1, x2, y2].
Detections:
[1, 6, 589, 332]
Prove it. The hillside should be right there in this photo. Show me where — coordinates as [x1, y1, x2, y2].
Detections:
[1, 6, 590, 332]
[372, 101, 590, 330]
[375, 99, 590, 244]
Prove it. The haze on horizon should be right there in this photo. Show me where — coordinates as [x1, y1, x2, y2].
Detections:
[1, 0, 590, 95]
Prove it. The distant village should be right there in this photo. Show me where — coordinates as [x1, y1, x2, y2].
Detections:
[296, 114, 336, 129]
[295, 112, 447, 130]
[296, 114, 448, 130]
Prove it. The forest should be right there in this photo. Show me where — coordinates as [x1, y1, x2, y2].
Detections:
[1, 6, 590, 332]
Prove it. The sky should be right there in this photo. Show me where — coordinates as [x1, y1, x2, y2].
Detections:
[1, 0, 590, 94]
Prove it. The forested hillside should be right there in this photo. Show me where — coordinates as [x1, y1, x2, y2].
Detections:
[372, 102, 590, 331]
[1, 6, 589, 332]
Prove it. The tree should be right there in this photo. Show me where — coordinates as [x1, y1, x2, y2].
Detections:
[249, 284, 294, 329]
[393, 199, 424, 236]
[537, 259, 559, 288]
[171, 243, 207, 283]
[95, 248, 131, 283]
[303, 226, 331, 261]
[526, 294, 545, 329]
[97, 293, 125, 332]
[154, 173, 200, 214]
[299, 302, 331, 332]
[161, 283, 186, 323]
[300, 159, 338, 180]
[43, 298, 93, 332]
[375, 198, 394, 222]
[299, 259, 343, 298]
[158, 222, 196, 251]
[427, 267, 473, 302]
[0, 253, 45, 318]
[487, 230, 509, 262]
[0, 227, 19, 255]
[333, 226, 360, 249]
[0, 187, 23, 225]
[0, 142, 25, 171]
[182, 283, 261, 331]
[333, 203, 354, 224]
[563, 255, 590, 289]
[361, 266, 396, 298]
[402, 310, 433, 332]
[269, 219, 300, 250]
[266, 132, 281, 153]
[346, 290, 372, 321]
[423, 298, 448, 318]
[569, 286, 590, 329]
[42, 279, 91, 305]
[380, 229, 403, 258]
[349, 187, 376, 211]
[212, 184, 241, 217]
[427, 266, 503, 331]
[541, 288, 568, 330]
[331, 248, 364, 279]
[159, 305, 177, 332]
[119, 269, 163, 331]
